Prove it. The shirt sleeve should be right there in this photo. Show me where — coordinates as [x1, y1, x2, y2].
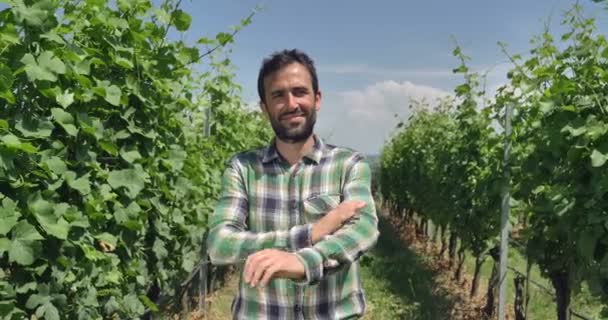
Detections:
[293, 154, 380, 285]
[207, 156, 314, 265]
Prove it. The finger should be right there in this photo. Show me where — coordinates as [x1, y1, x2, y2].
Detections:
[355, 200, 367, 209]
[244, 256, 254, 284]
[251, 259, 273, 287]
[259, 265, 279, 288]
[244, 251, 266, 283]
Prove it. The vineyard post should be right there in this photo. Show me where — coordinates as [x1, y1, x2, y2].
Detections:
[205, 107, 212, 137]
[200, 232, 209, 316]
[498, 103, 514, 320]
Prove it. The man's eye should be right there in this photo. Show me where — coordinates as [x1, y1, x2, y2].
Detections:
[272, 92, 283, 99]
[293, 89, 308, 97]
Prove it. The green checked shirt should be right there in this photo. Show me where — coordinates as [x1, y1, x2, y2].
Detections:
[207, 136, 379, 320]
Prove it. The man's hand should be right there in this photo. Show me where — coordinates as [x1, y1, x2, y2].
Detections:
[244, 249, 305, 288]
[311, 200, 366, 243]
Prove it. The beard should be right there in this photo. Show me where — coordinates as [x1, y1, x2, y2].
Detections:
[269, 107, 317, 143]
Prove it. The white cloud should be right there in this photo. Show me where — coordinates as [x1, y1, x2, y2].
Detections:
[316, 80, 450, 154]
[338, 80, 448, 118]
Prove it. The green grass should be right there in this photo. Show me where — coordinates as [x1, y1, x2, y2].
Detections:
[360, 217, 454, 319]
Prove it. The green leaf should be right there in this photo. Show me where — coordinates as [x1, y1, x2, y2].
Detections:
[37, 302, 59, 320]
[51, 108, 78, 136]
[153, 238, 168, 260]
[21, 51, 66, 83]
[139, 295, 159, 312]
[64, 171, 91, 195]
[124, 294, 145, 315]
[591, 149, 608, 167]
[15, 282, 37, 294]
[105, 85, 122, 106]
[452, 65, 468, 73]
[539, 101, 554, 114]
[26, 292, 50, 309]
[0, 198, 20, 236]
[15, 116, 54, 138]
[0, 24, 20, 45]
[12, 0, 56, 27]
[1, 134, 38, 153]
[79, 243, 105, 261]
[43, 157, 67, 175]
[115, 56, 134, 69]
[0, 301, 26, 319]
[0, 63, 15, 104]
[0, 237, 10, 255]
[197, 37, 215, 45]
[216, 32, 233, 45]
[98, 140, 119, 156]
[74, 58, 92, 75]
[120, 148, 141, 163]
[78, 114, 104, 140]
[9, 238, 41, 266]
[171, 9, 191, 31]
[40, 32, 65, 45]
[163, 146, 186, 171]
[56, 90, 74, 108]
[108, 169, 146, 198]
[29, 194, 70, 240]
[38, 51, 66, 75]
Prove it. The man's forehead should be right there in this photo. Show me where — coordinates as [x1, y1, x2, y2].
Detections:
[264, 63, 312, 87]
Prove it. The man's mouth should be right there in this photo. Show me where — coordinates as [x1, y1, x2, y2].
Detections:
[280, 113, 305, 121]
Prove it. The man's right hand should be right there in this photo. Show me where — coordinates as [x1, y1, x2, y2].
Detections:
[311, 200, 367, 244]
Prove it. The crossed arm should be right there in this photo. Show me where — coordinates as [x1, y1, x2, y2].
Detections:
[206, 155, 379, 287]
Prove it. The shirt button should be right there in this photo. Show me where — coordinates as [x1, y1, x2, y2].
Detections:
[290, 201, 298, 210]
[294, 304, 302, 312]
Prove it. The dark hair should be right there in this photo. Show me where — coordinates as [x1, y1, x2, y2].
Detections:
[257, 49, 319, 104]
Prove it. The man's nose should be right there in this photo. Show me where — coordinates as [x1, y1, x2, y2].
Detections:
[286, 92, 298, 109]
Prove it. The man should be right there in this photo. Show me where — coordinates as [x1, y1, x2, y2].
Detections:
[207, 49, 379, 320]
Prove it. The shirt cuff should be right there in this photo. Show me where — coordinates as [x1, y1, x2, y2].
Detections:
[289, 223, 313, 251]
[293, 247, 324, 285]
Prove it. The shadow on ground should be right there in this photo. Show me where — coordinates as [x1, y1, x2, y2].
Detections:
[361, 216, 454, 320]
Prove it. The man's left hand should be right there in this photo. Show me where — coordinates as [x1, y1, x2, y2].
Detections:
[244, 249, 305, 288]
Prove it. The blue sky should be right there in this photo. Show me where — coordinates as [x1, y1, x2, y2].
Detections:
[176, 0, 608, 154]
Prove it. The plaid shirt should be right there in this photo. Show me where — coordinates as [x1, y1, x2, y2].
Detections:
[207, 136, 379, 320]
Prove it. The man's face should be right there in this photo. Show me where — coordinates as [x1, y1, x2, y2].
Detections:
[261, 62, 321, 143]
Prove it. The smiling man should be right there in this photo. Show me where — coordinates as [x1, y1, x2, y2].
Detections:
[207, 49, 379, 320]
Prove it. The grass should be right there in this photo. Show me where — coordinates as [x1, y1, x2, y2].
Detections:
[360, 217, 454, 319]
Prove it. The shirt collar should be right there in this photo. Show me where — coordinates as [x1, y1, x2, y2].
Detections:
[262, 135, 325, 165]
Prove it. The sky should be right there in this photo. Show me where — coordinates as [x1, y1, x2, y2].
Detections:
[174, 0, 608, 154]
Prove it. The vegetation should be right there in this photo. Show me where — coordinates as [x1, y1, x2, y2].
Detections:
[380, 6, 608, 319]
[0, 0, 271, 318]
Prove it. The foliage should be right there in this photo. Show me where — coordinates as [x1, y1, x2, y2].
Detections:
[0, 0, 271, 318]
[380, 4, 608, 317]
[501, 6, 608, 311]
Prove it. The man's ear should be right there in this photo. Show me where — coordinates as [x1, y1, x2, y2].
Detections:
[259, 101, 269, 118]
[315, 91, 322, 112]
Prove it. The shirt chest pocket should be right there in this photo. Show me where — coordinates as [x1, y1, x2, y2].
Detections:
[301, 193, 342, 223]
